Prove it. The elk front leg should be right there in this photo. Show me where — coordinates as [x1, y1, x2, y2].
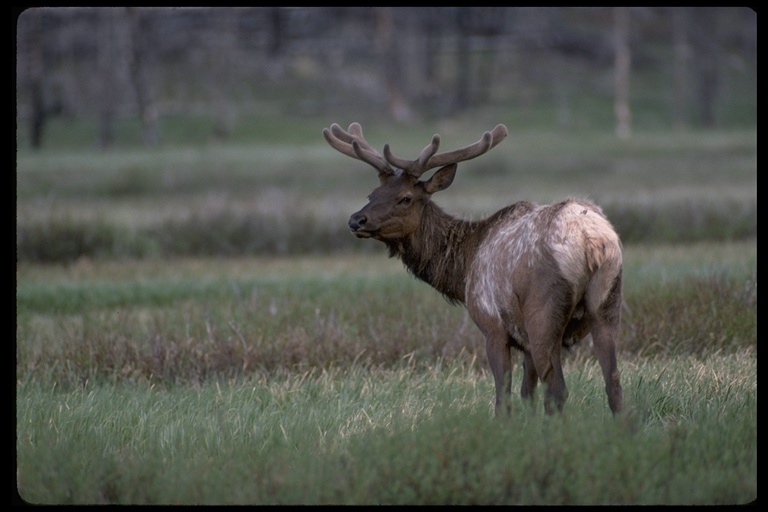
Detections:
[485, 334, 512, 417]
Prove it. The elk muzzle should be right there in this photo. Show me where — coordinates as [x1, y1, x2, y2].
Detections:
[348, 210, 373, 238]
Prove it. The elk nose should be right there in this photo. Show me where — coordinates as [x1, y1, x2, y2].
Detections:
[348, 212, 367, 231]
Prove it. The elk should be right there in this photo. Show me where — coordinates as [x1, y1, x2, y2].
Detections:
[322, 122, 623, 416]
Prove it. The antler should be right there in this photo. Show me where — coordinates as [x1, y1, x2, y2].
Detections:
[323, 122, 509, 179]
[322, 122, 394, 177]
[384, 123, 508, 178]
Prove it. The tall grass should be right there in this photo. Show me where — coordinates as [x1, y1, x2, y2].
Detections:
[17, 241, 756, 388]
[16, 241, 757, 503]
[17, 352, 756, 505]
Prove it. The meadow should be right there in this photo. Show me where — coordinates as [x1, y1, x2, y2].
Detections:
[16, 117, 756, 504]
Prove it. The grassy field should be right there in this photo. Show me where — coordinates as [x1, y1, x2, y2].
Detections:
[16, 246, 757, 504]
[15, 120, 756, 504]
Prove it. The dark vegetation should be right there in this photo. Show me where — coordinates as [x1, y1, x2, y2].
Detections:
[17, 259, 756, 390]
[16, 194, 757, 264]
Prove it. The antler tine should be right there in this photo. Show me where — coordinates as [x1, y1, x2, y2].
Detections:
[323, 125, 356, 159]
[343, 123, 392, 172]
[383, 124, 509, 178]
[417, 135, 441, 167]
[425, 124, 508, 170]
[345, 123, 379, 154]
[383, 134, 441, 176]
[323, 122, 393, 176]
[328, 123, 375, 153]
[351, 140, 393, 175]
[486, 123, 509, 150]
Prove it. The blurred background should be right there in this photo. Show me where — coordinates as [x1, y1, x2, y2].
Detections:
[15, 7, 756, 149]
[14, 7, 757, 263]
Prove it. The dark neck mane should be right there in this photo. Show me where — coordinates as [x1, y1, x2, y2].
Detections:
[382, 200, 536, 304]
[383, 202, 480, 304]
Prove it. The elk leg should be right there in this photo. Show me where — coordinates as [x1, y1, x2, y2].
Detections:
[586, 275, 623, 414]
[485, 334, 512, 417]
[525, 314, 568, 415]
[589, 313, 623, 414]
[562, 317, 590, 346]
[520, 350, 538, 408]
[523, 295, 569, 414]
[531, 343, 568, 414]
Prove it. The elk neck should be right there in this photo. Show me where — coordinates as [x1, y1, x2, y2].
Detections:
[383, 200, 539, 305]
[383, 201, 486, 305]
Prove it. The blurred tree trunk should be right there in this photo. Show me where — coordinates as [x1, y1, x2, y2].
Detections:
[267, 7, 284, 58]
[264, 7, 287, 81]
[21, 10, 46, 149]
[671, 7, 690, 129]
[421, 14, 440, 115]
[209, 9, 237, 139]
[466, 8, 505, 107]
[454, 8, 472, 111]
[18, 10, 63, 150]
[473, 33, 498, 106]
[375, 7, 412, 122]
[126, 8, 159, 146]
[98, 9, 119, 148]
[613, 7, 632, 139]
[690, 7, 719, 127]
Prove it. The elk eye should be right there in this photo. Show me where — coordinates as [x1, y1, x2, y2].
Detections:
[398, 195, 413, 206]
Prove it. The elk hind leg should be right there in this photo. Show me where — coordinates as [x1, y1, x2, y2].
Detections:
[533, 344, 567, 414]
[526, 328, 568, 414]
[586, 271, 623, 414]
[485, 334, 513, 417]
[521, 300, 570, 414]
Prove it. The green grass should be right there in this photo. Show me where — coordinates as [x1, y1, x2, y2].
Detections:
[16, 240, 757, 504]
[17, 353, 756, 505]
[17, 242, 756, 385]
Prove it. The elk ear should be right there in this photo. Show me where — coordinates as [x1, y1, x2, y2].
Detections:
[423, 163, 457, 194]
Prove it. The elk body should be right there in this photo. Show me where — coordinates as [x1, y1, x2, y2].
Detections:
[323, 122, 623, 416]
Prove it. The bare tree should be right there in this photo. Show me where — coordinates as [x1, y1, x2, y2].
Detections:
[670, 8, 690, 129]
[375, 7, 413, 122]
[17, 9, 63, 149]
[18, 10, 46, 149]
[14, 7, 753, 145]
[454, 8, 472, 111]
[267, 7, 285, 58]
[690, 7, 719, 127]
[97, 8, 120, 148]
[421, 11, 440, 112]
[613, 7, 631, 139]
[471, 8, 505, 106]
[126, 8, 159, 146]
[208, 9, 239, 139]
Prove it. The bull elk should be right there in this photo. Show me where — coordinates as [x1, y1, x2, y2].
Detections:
[323, 122, 623, 416]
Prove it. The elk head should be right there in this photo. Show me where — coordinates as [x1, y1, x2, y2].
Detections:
[322, 122, 508, 242]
